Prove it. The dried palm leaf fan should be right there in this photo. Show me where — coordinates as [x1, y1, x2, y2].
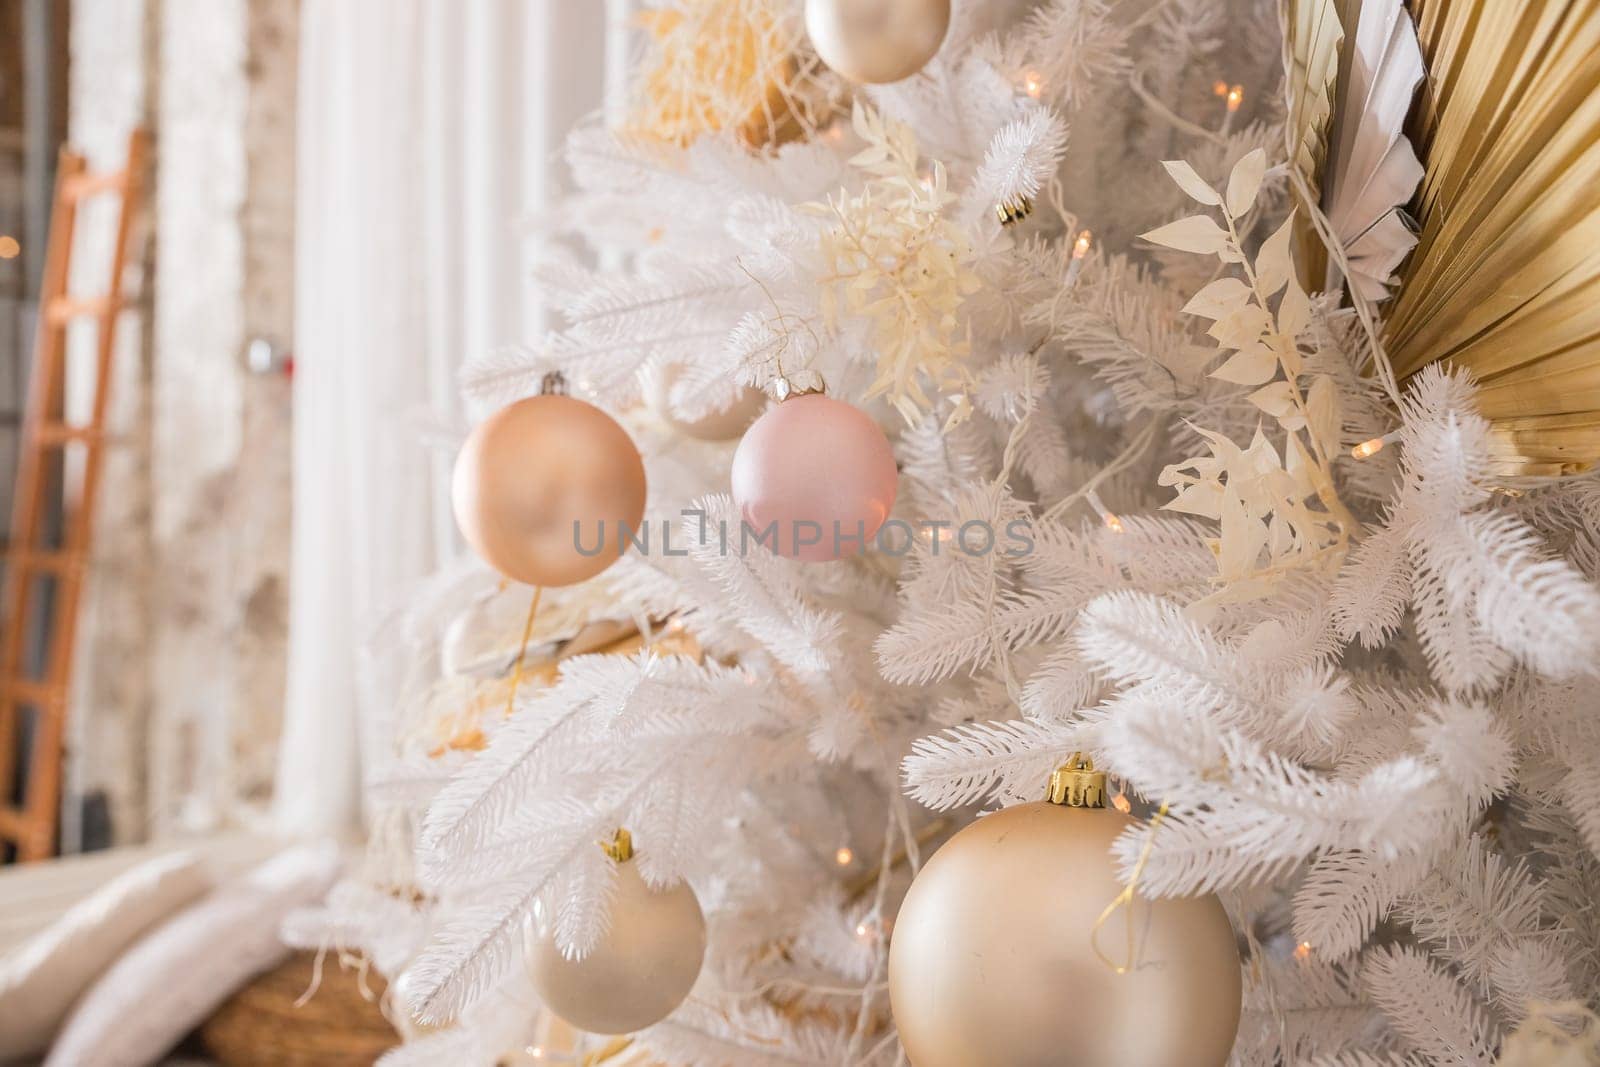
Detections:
[1387, 0, 1600, 476]
[1286, 0, 1424, 299]
[1289, 0, 1600, 475]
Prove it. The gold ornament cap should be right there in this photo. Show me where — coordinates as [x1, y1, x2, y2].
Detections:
[601, 827, 634, 863]
[1047, 753, 1107, 809]
[996, 195, 1033, 226]
[770, 372, 826, 403]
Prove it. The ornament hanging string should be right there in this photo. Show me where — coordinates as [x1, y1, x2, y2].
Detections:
[1090, 800, 1170, 975]
[503, 586, 544, 719]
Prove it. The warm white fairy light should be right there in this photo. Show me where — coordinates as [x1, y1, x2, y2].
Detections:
[1112, 793, 1132, 814]
[1022, 69, 1044, 98]
[1352, 431, 1399, 459]
[1217, 83, 1244, 136]
[1064, 230, 1094, 288]
[1294, 941, 1313, 961]
[1087, 489, 1123, 533]
[835, 846, 854, 866]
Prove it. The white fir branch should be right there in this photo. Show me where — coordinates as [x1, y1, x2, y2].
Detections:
[1016, 0, 1132, 107]
[1397, 836, 1563, 998]
[1292, 846, 1437, 960]
[1237, 955, 1385, 1063]
[1483, 941, 1574, 1018]
[1101, 699, 1474, 895]
[459, 344, 559, 410]
[1018, 636, 1099, 721]
[685, 496, 843, 677]
[1075, 591, 1267, 725]
[1363, 945, 1499, 1066]
[1411, 700, 1514, 813]
[876, 584, 1087, 686]
[1330, 519, 1412, 648]
[418, 666, 631, 854]
[548, 840, 621, 959]
[633, 772, 715, 888]
[1439, 510, 1600, 680]
[1559, 746, 1600, 861]
[421, 793, 600, 891]
[901, 717, 1087, 810]
[404, 878, 559, 1024]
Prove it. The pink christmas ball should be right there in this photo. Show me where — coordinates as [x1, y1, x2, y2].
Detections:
[731, 393, 898, 562]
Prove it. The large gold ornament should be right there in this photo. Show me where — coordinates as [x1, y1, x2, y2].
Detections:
[805, 0, 950, 85]
[888, 760, 1241, 1067]
[450, 393, 646, 588]
[524, 831, 707, 1036]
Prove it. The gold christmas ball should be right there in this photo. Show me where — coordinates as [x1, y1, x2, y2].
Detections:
[451, 395, 646, 588]
[525, 857, 706, 1035]
[805, 0, 951, 84]
[888, 802, 1241, 1067]
[650, 364, 767, 441]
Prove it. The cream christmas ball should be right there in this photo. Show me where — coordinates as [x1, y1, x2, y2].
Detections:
[524, 857, 706, 1035]
[888, 801, 1242, 1066]
[805, 0, 951, 84]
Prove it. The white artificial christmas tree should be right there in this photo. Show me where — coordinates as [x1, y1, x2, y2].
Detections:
[288, 1, 1600, 1063]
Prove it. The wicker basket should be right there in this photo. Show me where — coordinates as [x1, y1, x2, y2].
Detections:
[197, 951, 400, 1066]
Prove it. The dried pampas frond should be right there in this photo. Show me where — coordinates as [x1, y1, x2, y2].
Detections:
[629, 0, 835, 148]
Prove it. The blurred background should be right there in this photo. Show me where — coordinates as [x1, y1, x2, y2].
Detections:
[0, 0, 629, 862]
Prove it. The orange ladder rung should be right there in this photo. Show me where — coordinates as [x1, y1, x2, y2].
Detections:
[45, 295, 115, 325]
[33, 423, 102, 446]
[0, 806, 25, 840]
[59, 169, 127, 202]
[3, 679, 64, 707]
[3, 550, 86, 576]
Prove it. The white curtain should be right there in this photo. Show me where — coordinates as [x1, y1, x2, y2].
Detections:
[275, 0, 610, 836]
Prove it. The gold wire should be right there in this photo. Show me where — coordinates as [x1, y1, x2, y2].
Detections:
[581, 1036, 635, 1065]
[1090, 800, 1170, 975]
[502, 586, 544, 719]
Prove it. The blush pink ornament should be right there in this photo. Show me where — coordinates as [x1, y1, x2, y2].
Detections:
[731, 392, 897, 562]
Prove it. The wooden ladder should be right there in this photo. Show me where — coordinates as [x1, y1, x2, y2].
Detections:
[0, 130, 146, 863]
